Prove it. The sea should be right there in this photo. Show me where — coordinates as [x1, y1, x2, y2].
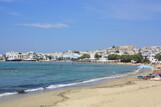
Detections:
[0, 62, 138, 98]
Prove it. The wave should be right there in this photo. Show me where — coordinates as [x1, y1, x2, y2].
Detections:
[0, 92, 18, 97]
[25, 87, 44, 92]
[46, 74, 126, 89]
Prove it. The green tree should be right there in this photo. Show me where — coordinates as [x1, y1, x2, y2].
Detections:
[120, 55, 132, 62]
[131, 54, 143, 63]
[94, 53, 102, 59]
[108, 54, 120, 60]
[79, 54, 90, 59]
[142, 56, 150, 64]
[112, 45, 116, 49]
[108, 54, 144, 63]
[155, 53, 161, 61]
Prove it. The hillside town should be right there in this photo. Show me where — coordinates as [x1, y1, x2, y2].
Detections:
[0, 45, 161, 64]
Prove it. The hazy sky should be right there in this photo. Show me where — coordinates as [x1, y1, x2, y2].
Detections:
[0, 0, 161, 53]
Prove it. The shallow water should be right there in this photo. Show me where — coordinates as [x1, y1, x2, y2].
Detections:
[0, 62, 138, 97]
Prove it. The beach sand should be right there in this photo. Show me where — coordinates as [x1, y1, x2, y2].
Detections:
[0, 71, 161, 107]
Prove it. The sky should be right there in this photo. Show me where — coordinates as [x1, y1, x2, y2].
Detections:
[0, 0, 161, 53]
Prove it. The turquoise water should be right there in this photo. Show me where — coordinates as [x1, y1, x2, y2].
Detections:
[0, 62, 138, 97]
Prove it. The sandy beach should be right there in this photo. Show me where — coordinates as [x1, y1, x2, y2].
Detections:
[1, 69, 161, 107]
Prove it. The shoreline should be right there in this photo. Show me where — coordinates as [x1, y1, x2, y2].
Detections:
[0, 67, 155, 107]
[0, 66, 139, 99]
[0, 61, 140, 99]
[2, 60, 143, 65]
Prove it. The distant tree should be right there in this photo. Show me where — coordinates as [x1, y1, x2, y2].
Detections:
[108, 54, 144, 63]
[48, 56, 52, 60]
[79, 54, 90, 59]
[131, 53, 143, 63]
[112, 45, 116, 49]
[142, 56, 150, 64]
[108, 54, 120, 60]
[120, 55, 132, 62]
[94, 53, 102, 59]
[155, 53, 161, 61]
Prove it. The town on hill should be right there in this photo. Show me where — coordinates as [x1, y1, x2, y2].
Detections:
[0, 45, 161, 65]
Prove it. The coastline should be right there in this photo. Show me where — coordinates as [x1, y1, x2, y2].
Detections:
[0, 64, 138, 99]
[3, 60, 142, 65]
[0, 61, 141, 98]
[0, 67, 157, 107]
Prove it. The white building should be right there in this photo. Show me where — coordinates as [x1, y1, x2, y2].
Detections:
[62, 50, 81, 59]
[6, 52, 23, 61]
[6, 51, 38, 61]
[98, 57, 108, 62]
